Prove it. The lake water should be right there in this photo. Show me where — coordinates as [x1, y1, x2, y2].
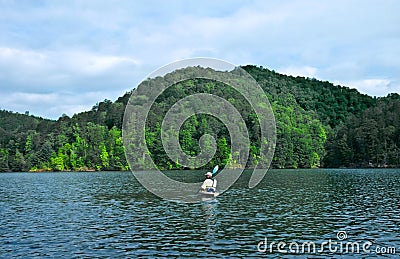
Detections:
[0, 169, 399, 258]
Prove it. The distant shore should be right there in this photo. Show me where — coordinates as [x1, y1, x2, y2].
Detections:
[0, 165, 397, 173]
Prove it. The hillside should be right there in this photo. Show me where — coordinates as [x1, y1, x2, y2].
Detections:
[0, 65, 399, 172]
[324, 93, 400, 167]
[242, 65, 376, 128]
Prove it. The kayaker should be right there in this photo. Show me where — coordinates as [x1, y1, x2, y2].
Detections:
[200, 172, 217, 192]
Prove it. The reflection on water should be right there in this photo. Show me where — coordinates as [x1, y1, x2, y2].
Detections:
[0, 169, 399, 258]
[201, 200, 218, 241]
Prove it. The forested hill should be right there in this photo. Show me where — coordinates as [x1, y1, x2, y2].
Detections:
[242, 65, 375, 128]
[1, 65, 399, 172]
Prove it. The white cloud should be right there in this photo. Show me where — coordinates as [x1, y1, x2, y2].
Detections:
[0, 90, 122, 119]
[0, 47, 140, 76]
[341, 79, 398, 97]
[62, 51, 140, 76]
[0, 47, 47, 70]
[278, 66, 318, 78]
[0, 47, 140, 93]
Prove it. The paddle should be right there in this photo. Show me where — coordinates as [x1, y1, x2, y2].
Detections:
[212, 165, 219, 175]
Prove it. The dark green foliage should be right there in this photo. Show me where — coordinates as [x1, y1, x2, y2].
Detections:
[0, 66, 397, 171]
[0, 95, 130, 172]
[242, 65, 376, 128]
[324, 99, 400, 167]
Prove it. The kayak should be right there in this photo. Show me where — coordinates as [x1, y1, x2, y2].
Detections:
[198, 190, 220, 197]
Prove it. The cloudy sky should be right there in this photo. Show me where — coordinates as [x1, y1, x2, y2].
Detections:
[0, 0, 399, 119]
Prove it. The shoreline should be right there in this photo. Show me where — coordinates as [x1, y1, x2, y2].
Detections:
[1, 166, 399, 173]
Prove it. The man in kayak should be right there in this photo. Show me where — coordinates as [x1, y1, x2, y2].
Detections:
[200, 172, 217, 192]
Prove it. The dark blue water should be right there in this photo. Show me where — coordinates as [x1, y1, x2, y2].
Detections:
[1, 169, 399, 258]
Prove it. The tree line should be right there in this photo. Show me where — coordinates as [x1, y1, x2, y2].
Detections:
[324, 94, 400, 167]
[0, 65, 399, 172]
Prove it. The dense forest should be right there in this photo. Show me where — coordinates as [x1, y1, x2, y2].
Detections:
[0, 65, 399, 172]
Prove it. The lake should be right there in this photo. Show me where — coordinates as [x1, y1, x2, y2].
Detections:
[0, 169, 399, 258]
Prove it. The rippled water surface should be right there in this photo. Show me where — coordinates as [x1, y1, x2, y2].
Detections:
[1, 169, 399, 258]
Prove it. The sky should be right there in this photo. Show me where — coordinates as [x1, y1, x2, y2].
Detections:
[0, 0, 399, 119]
